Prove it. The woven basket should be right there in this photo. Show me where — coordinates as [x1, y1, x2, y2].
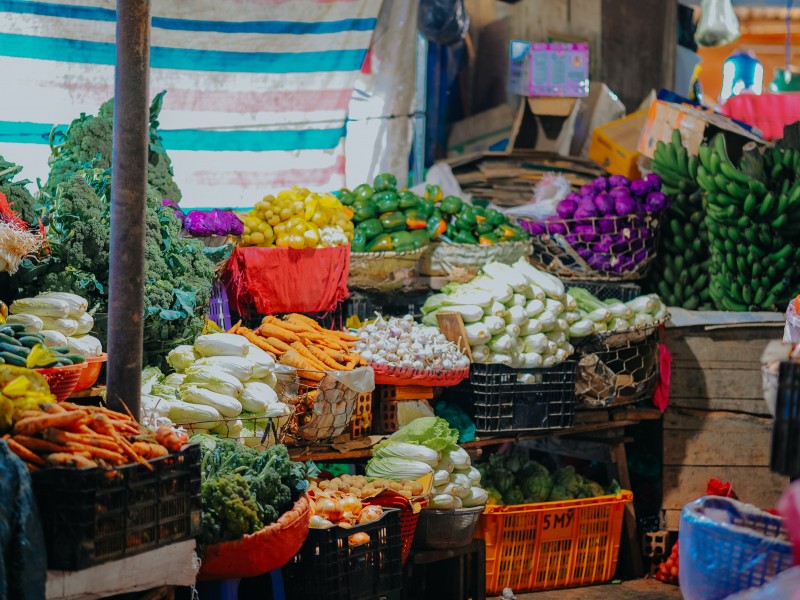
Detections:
[519, 213, 662, 281]
[348, 246, 428, 293]
[419, 240, 532, 281]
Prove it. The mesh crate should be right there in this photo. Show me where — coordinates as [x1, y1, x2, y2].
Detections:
[283, 507, 402, 600]
[467, 361, 577, 434]
[475, 491, 633, 594]
[208, 279, 232, 331]
[771, 361, 800, 479]
[575, 335, 660, 408]
[32, 444, 201, 570]
[569, 280, 642, 302]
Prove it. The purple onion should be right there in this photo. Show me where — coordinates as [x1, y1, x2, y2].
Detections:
[614, 195, 635, 216]
[598, 217, 616, 234]
[565, 191, 581, 203]
[526, 221, 547, 235]
[575, 224, 598, 243]
[565, 233, 580, 246]
[615, 256, 635, 272]
[645, 173, 662, 191]
[574, 207, 598, 220]
[593, 238, 613, 254]
[556, 198, 578, 219]
[576, 246, 592, 259]
[592, 177, 609, 192]
[630, 179, 651, 197]
[588, 255, 611, 270]
[547, 221, 568, 235]
[593, 192, 614, 215]
[580, 184, 595, 196]
[633, 248, 648, 263]
[609, 186, 631, 198]
[645, 191, 668, 213]
[608, 175, 631, 188]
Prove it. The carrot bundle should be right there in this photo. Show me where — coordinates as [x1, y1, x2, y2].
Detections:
[5, 402, 175, 472]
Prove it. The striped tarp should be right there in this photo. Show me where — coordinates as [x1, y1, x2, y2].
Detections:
[0, 0, 383, 208]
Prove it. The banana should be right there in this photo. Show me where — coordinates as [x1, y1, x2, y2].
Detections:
[754, 287, 766, 306]
[758, 192, 776, 217]
[748, 179, 768, 197]
[726, 180, 747, 200]
[719, 161, 750, 185]
[771, 162, 784, 180]
[743, 286, 753, 305]
[710, 151, 721, 176]
[772, 214, 788, 230]
[698, 144, 712, 169]
[688, 155, 699, 180]
[769, 243, 793, 261]
[776, 193, 790, 217]
[713, 134, 731, 166]
[742, 194, 757, 216]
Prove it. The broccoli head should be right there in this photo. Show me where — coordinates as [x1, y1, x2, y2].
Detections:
[199, 473, 263, 545]
[245, 468, 291, 523]
[0, 156, 38, 226]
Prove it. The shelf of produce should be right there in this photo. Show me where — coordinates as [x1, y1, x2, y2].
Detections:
[289, 420, 639, 463]
[46, 539, 197, 599]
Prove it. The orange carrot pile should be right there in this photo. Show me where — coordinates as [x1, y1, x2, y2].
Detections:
[3, 403, 186, 472]
[230, 314, 365, 385]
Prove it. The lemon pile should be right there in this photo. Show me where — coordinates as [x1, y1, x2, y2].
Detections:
[241, 188, 354, 249]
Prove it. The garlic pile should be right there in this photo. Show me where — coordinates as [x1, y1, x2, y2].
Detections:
[356, 314, 470, 371]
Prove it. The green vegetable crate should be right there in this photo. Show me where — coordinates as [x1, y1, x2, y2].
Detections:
[453, 362, 577, 434]
[32, 444, 201, 570]
[283, 507, 402, 600]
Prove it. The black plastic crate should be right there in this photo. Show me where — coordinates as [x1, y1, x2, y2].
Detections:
[32, 443, 201, 570]
[467, 361, 577, 434]
[569, 280, 642, 302]
[283, 507, 402, 600]
[771, 361, 800, 480]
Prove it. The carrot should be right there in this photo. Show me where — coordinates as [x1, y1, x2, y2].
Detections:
[7, 438, 46, 466]
[42, 403, 66, 414]
[263, 316, 316, 335]
[15, 409, 44, 421]
[227, 320, 243, 334]
[290, 342, 329, 371]
[155, 425, 186, 453]
[91, 414, 152, 470]
[332, 331, 360, 342]
[237, 328, 280, 355]
[132, 441, 169, 460]
[47, 453, 97, 469]
[24, 462, 39, 472]
[345, 357, 359, 370]
[64, 442, 127, 465]
[43, 428, 119, 452]
[322, 347, 348, 362]
[13, 435, 67, 455]
[279, 349, 324, 381]
[307, 344, 347, 370]
[286, 313, 325, 332]
[258, 323, 301, 344]
[13, 410, 87, 436]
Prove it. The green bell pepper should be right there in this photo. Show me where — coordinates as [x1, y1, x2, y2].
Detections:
[379, 211, 407, 232]
[425, 184, 443, 202]
[457, 206, 477, 226]
[365, 234, 393, 252]
[404, 209, 428, 230]
[409, 228, 431, 249]
[454, 230, 478, 244]
[478, 233, 499, 245]
[339, 191, 356, 206]
[486, 208, 505, 226]
[354, 218, 384, 239]
[390, 230, 415, 251]
[440, 195, 463, 215]
[351, 230, 367, 252]
[432, 207, 443, 221]
[445, 224, 458, 240]
[426, 216, 447, 239]
[416, 198, 435, 219]
[351, 200, 377, 223]
[353, 183, 375, 202]
[373, 173, 397, 192]
[398, 191, 419, 210]
[475, 221, 494, 235]
[373, 191, 399, 214]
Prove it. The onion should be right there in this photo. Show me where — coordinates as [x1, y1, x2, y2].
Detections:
[341, 494, 362, 515]
[315, 497, 343, 523]
[357, 505, 383, 524]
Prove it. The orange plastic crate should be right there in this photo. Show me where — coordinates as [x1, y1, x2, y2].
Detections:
[475, 491, 633, 594]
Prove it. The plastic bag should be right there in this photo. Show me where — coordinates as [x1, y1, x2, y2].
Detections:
[418, 0, 469, 46]
[777, 480, 800, 565]
[724, 566, 800, 600]
[695, 0, 739, 47]
[784, 296, 800, 343]
[503, 174, 570, 220]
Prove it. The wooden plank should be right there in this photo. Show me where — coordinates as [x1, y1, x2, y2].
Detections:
[665, 327, 775, 365]
[664, 408, 773, 432]
[668, 397, 771, 415]
[567, 0, 603, 79]
[523, 437, 615, 463]
[669, 367, 764, 401]
[437, 312, 472, 361]
[662, 466, 788, 512]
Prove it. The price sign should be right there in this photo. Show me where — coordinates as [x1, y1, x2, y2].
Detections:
[539, 509, 576, 542]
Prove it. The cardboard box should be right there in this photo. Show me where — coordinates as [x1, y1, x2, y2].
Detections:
[447, 104, 516, 157]
[638, 99, 764, 162]
[509, 41, 589, 98]
[588, 110, 649, 179]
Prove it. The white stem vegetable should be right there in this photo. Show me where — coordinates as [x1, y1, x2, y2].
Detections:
[525, 299, 545, 317]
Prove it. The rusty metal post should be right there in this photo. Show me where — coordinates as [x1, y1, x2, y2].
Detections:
[106, 0, 151, 416]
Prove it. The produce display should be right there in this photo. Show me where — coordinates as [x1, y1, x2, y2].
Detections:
[422, 259, 574, 367]
[232, 314, 365, 380]
[142, 332, 288, 438]
[646, 130, 711, 309]
[9, 292, 103, 360]
[366, 417, 487, 510]
[522, 174, 667, 275]
[696, 136, 800, 310]
[345, 174, 437, 252]
[355, 314, 470, 372]
[430, 191, 528, 246]
[4, 400, 185, 471]
[567, 288, 668, 337]
[192, 433, 307, 546]
[240, 188, 353, 249]
[475, 447, 621, 505]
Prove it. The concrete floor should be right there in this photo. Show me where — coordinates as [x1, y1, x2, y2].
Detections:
[492, 579, 683, 599]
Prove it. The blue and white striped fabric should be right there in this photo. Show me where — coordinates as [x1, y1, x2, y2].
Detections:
[0, 0, 382, 208]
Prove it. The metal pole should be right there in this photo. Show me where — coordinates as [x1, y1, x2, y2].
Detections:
[413, 32, 428, 186]
[106, 0, 151, 417]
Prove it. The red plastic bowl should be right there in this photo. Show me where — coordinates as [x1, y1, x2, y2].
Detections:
[35, 363, 87, 403]
[73, 353, 107, 393]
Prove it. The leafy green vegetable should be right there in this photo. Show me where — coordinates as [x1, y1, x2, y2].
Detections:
[0, 155, 38, 226]
[375, 416, 459, 453]
[44, 91, 181, 202]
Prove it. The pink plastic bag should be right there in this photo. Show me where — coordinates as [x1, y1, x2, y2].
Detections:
[777, 480, 800, 565]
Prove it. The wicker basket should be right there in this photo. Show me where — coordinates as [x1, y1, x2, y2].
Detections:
[418, 240, 532, 281]
[348, 247, 428, 293]
[519, 213, 662, 281]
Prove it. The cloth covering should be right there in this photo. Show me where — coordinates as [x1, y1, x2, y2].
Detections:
[223, 246, 350, 315]
[0, 440, 46, 600]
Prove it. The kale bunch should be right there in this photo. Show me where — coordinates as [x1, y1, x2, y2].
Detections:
[44, 91, 181, 202]
[200, 473, 263, 545]
[17, 167, 213, 366]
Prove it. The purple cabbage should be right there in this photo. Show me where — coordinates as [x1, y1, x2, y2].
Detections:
[593, 192, 614, 215]
[592, 177, 609, 192]
[576, 246, 593, 259]
[614, 195, 635, 216]
[597, 217, 616, 234]
[182, 209, 243, 237]
[645, 173, 662, 191]
[546, 221, 568, 235]
[645, 191, 668, 213]
[556, 198, 578, 219]
[630, 179, 651, 197]
[526, 221, 547, 235]
[608, 175, 631, 188]
[609, 186, 631, 198]
[162, 199, 186, 223]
